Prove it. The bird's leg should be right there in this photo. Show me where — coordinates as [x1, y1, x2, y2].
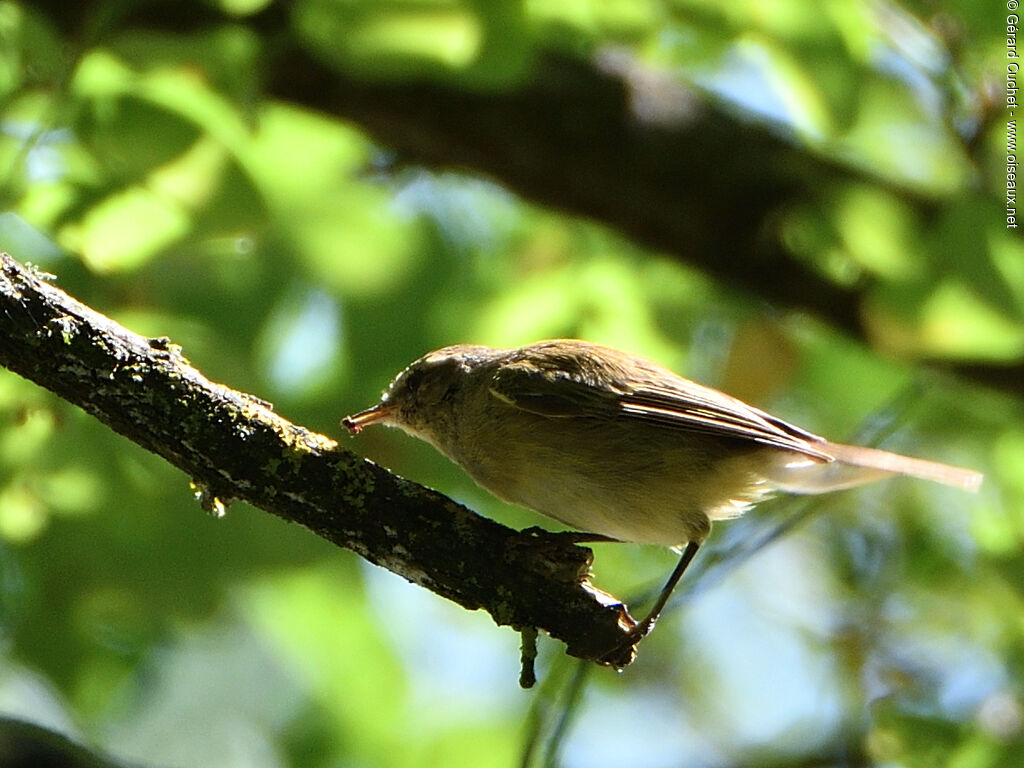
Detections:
[634, 540, 701, 637]
[600, 540, 701, 666]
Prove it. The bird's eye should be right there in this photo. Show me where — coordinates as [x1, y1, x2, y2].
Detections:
[403, 368, 424, 393]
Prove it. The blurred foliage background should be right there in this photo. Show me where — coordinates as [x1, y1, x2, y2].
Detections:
[0, 0, 1021, 766]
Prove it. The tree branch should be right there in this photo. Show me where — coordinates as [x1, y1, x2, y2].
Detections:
[0, 252, 634, 668]
[272, 47, 866, 335]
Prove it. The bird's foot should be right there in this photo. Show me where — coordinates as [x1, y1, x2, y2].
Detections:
[516, 526, 619, 545]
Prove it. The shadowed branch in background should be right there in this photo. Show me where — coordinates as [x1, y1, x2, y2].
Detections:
[21, 0, 1024, 398]
[0, 252, 636, 679]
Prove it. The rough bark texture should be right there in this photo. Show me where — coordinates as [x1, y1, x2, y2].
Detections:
[0, 252, 635, 666]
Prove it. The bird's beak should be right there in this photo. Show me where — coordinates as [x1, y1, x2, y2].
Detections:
[341, 403, 393, 434]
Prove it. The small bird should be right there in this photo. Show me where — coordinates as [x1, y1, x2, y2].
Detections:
[343, 340, 982, 662]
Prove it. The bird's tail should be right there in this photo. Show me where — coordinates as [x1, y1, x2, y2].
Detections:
[767, 441, 983, 494]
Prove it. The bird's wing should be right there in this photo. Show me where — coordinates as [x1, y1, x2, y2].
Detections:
[488, 359, 833, 463]
[620, 382, 833, 461]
